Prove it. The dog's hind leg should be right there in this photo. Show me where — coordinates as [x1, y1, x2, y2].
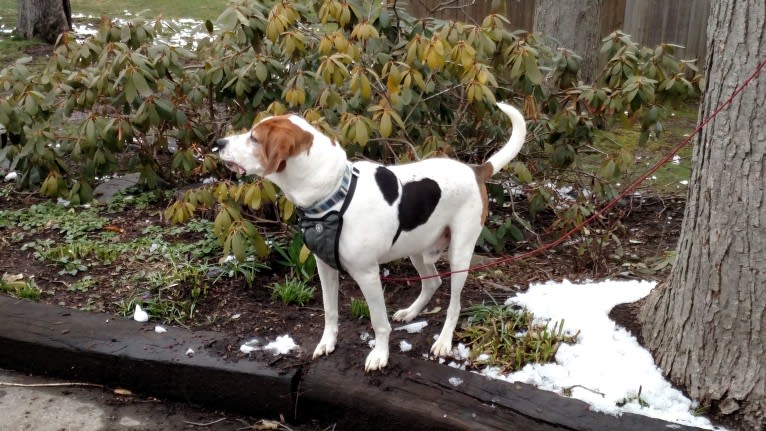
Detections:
[313, 259, 340, 359]
[430, 225, 481, 357]
[393, 254, 441, 322]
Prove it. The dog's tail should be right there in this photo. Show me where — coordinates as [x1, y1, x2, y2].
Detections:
[479, 102, 526, 179]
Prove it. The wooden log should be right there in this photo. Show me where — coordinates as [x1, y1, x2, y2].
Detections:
[0, 295, 706, 430]
[299, 346, 706, 431]
[0, 295, 296, 418]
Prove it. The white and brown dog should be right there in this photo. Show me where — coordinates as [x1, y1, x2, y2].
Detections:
[216, 102, 525, 371]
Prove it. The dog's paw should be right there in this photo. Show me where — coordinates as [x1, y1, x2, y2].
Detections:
[392, 307, 418, 322]
[312, 335, 337, 359]
[364, 346, 389, 371]
[430, 338, 452, 358]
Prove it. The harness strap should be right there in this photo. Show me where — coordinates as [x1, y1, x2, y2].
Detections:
[331, 167, 358, 270]
[297, 166, 359, 271]
[301, 164, 354, 217]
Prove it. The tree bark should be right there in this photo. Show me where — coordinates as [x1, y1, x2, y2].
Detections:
[639, 1, 766, 429]
[16, 0, 72, 44]
[532, 0, 602, 84]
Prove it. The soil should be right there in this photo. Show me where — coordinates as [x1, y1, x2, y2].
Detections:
[0, 188, 684, 372]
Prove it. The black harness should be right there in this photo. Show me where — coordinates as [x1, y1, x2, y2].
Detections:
[297, 165, 359, 270]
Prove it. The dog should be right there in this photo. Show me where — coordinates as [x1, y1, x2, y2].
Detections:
[215, 102, 525, 371]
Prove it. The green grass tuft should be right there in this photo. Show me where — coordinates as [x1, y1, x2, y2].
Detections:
[458, 302, 578, 372]
[350, 298, 370, 320]
[270, 277, 315, 306]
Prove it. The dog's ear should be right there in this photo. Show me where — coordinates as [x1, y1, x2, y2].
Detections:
[254, 117, 313, 175]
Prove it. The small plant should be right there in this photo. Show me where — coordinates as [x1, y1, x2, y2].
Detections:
[272, 232, 316, 282]
[350, 298, 370, 320]
[479, 219, 525, 254]
[120, 290, 194, 325]
[31, 239, 120, 275]
[0, 273, 41, 300]
[212, 256, 267, 285]
[616, 386, 650, 408]
[68, 276, 96, 292]
[0, 202, 107, 240]
[107, 190, 171, 212]
[458, 302, 578, 371]
[270, 277, 315, 306]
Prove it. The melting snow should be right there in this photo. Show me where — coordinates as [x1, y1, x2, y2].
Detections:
[469, 279, 726, 430]
[394, 321, 428, 333]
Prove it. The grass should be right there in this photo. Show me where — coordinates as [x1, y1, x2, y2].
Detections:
[0, 0, 229, 66]
[69, 0, 228, 21]
[458, 302, 578, 372]
[0, 0, 228, 23]
[350, 298, 370, 320]
[0, 273, 41, 300]
[590, 104, 697, 194]
[270, 277, 315, 306]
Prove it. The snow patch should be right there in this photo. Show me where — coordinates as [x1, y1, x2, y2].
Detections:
[394, 321, 428, 333]
[475, 279, 726, 430]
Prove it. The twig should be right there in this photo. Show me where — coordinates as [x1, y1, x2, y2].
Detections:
[184, 417, 227, 427]
[563, 384, 605, 397]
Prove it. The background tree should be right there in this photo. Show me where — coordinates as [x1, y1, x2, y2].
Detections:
[533, 0, 602, 83]
[16, 0, 72, 43]
[639, 0, 765, 429]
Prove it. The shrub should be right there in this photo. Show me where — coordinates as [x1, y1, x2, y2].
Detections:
[0, 0, 701, 255]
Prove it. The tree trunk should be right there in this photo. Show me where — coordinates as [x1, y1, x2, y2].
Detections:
[532, 0, 602, 84]
[16, 0, 72, 44]
[639, 1, 766, 429]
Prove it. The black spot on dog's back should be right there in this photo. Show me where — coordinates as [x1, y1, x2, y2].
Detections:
[375, 166, 399, 205]
[392, 178, 441, 244]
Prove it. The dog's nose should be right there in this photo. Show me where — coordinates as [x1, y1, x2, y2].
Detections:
[213, 138, 228, 152]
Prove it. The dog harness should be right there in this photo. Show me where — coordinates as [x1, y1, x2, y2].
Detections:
[297, 164, 359, 270]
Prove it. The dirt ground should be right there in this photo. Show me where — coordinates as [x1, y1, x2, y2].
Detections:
[0, 187, 683, 372]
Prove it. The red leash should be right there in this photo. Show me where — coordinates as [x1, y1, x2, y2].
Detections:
[382, 57, 766, 284]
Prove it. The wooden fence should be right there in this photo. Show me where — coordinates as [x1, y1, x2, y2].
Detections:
[404, 0, 710, 63]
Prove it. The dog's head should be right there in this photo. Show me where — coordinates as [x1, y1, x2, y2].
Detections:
[215, 115, 314, 177]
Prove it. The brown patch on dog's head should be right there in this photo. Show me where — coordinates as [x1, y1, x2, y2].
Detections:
[252, 116, 314, 175]
[473, 162, 494, 224]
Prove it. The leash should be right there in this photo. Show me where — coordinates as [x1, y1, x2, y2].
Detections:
[382, 57, 766, 284]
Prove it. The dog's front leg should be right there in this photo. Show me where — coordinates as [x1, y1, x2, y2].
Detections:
[313, 259, 340, 359]
[349, 268, 391, 371]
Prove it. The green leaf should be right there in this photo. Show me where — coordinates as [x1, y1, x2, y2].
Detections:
[506, 223, 524, 242]
[280, 197, 294, 221]
[599, 159, 617, 179]
[379, 112, 392, 138]
[524, 53, 542, 85]
[124, 78, 137, 103]
[262, 180, 277, 202]
[244, 184, 262, 209]
[85, 119, 97, 146]
[255, 62, 268, 82]
[252, 232, 269, 257]
[216, 7, 237, 29]
[231, 231, 246, 262]
[154, 98, 175, 120]
[512, 161, 533, 184]
[132, 70, 152, 98]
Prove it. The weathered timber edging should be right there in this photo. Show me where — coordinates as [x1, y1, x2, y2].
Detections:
[0, 295, 704, 431]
